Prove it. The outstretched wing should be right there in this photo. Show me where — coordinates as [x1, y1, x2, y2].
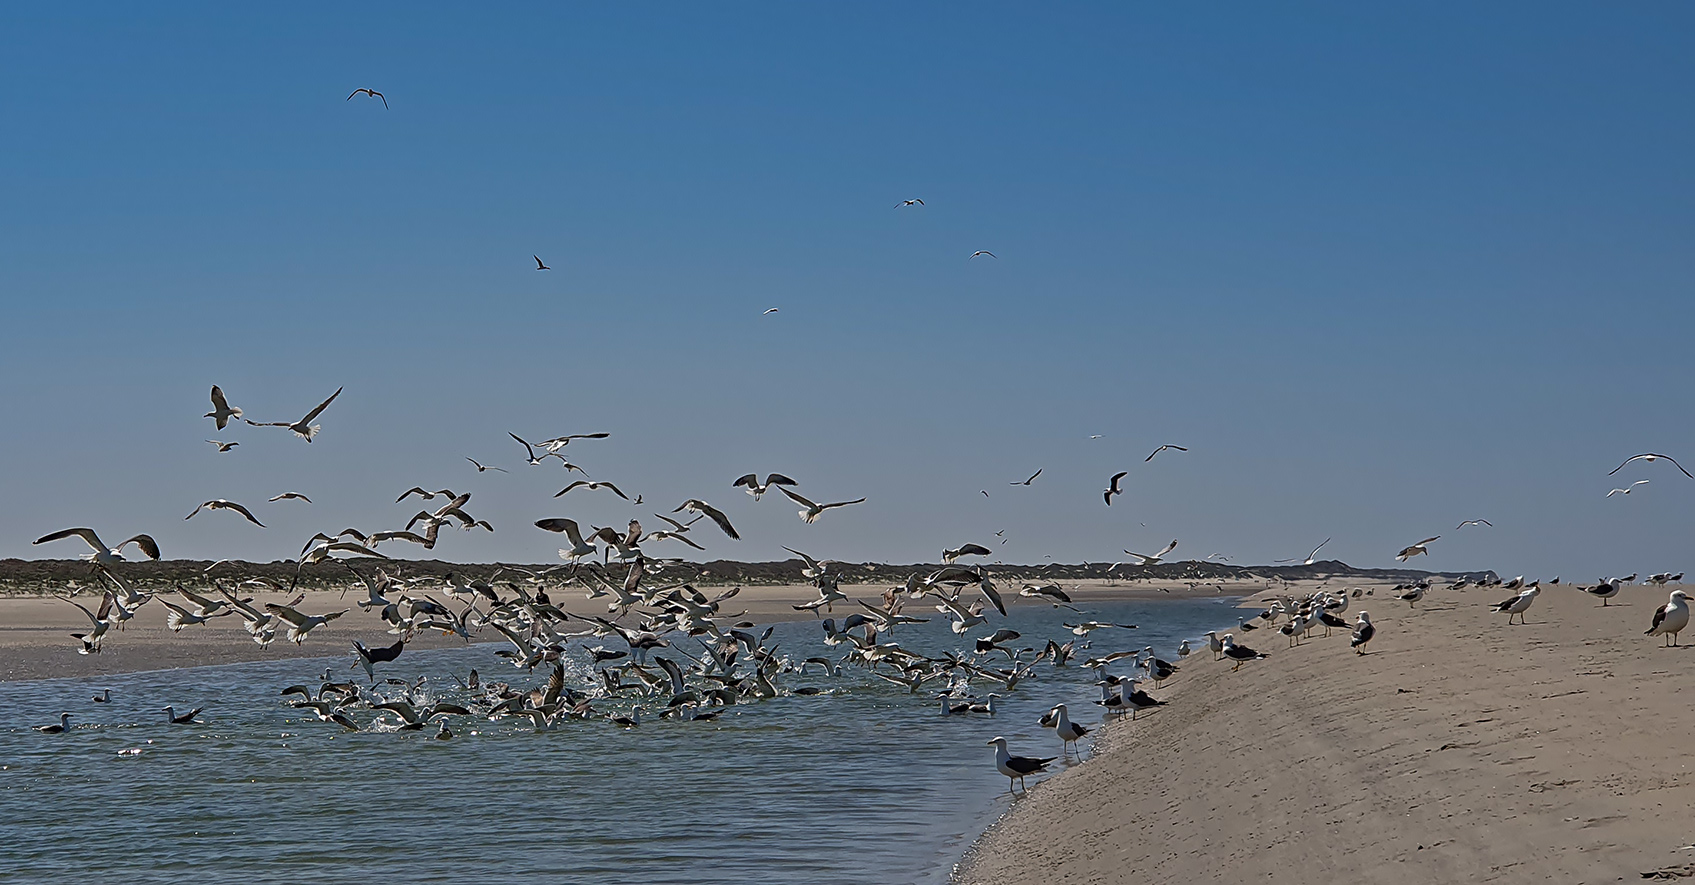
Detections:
[777, 486, 819, 510]
[298, 387, 342, 424]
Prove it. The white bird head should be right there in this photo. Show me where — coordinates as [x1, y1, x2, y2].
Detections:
[986, 736, 1008, 748]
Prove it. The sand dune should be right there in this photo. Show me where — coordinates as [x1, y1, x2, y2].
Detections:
[960, 580, 1695, 884]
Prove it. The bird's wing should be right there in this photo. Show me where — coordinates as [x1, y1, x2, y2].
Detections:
[731, 473, 758, 489]
[777, 486, 819, 509]
[555, 481, 587, 496]
[819, 498, 866, 511]
[508, 432, 538, 460]
[765, 473, 799, 487]
[1110, 471, 1128, 489]
[1309, 538, 1331, 559]
[601, 482, 630, 500]
[227, 502, 265, 527]
[264, 604, 310, 627]
[679, 500, 739, 539]
[185, 503, 208, 520]
[1416, 536, 1441, 546]
[1156, 539, 1178, 558]
[347, 90, 362, 100]
[120, 535, 161, 559]
[1663, 454, 1695, 478]
[210, 385, 230, 410]
[298, 387, 343, 424]
[34, 527, 105, 551]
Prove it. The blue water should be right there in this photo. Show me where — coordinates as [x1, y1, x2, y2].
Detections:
[0, 598, 1238, 885]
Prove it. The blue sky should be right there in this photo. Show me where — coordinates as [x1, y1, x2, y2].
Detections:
[3, 3, 1691, 577]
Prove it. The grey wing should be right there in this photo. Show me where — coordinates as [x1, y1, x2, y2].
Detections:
[299, 387, 343, 423]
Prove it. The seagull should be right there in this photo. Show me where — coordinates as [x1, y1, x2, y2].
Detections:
[1010, 468, 1043, 486]
[762, 307, 779, 315]
[1398, 584, 1426, 608]
[895, 198, 924, 208]
[1646, 590, 1692, 646]
[1609, 453, 1694, 479]
[535, 517, 599, 560]
[396, 487, 458, 503]
[1275, 538, 1331, 565]
[347, 88, 387, 108]
[1204, 630, 1224, 660]
[1047, 704, 1089, 758]
[1492, 584, 1541, 625]
[1145, 444, 1188, 462]
[1220, 634, 1267, 671]
[554, 480, 630, 501]
[206, 439, 239, 453]
[245, 386, 342, 442]
[1456, 519, 1493, 529]
[777, 486, 866, 524]
[1119, 680, 1166, 719]
[264, 603, 348, 644]
[163, 705, 202, 725]
[33, 528, 161, 564]
[986, 737, 1054, 793]
[351, 637, 406, 682]
[1607, 481, 1650, 497]
[1350, 612, 1375, 654]
[34, 713, 71, 734]
[533, 255, 550, 271]
[204, 385, 243, 429]
[185, 500, 265, 527]
[1122, 540, 1178, 566]
[943, 544, 993, 563]
[970, 250, 997, 259]
[269, 492, 312, 503]
[466, 457, 507, 473]
[92, 690, 110, 703]
[1586, 578, 1622, 605]
[1103, 471, 1128, 506]
[673, 500, 739, 539]
[1395, 536, 1439, 562]
[732, 473, 798, 499]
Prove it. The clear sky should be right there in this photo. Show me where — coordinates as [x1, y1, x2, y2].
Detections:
[3, 3, 1691, 578]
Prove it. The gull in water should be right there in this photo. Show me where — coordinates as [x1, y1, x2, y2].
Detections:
[35, 713, 71, 734]
[732, 473, 798, 499]
[1103, 471, 1127, 506]
[1275, 538, 1331, 565]
[163, 705, 203, 725]
[466, 457, 507, 473]
[1010, 468, 1043, 486]
[204, 385, 243, 429]
[986, 736, 1054, 793]
[1047, 703, 1088, 758]
[1609, 453, 1694, 479]
[778, 486, 866, 524]
[92, 690, 110, 703]
[1350, 611, 1375, 654]
[34, 528, 161, 564]
[1607, 480, 1650, 497]
[185, 500, 265, 527]
[1492, 584, 1540, 625]
[269, 492, 312, 503]
[1646, 590, 1692, 646]
[1145, 444, 1188, 462]
[1122, 540, 1178, 566]
[1395, 536, 1439, 562]
[206, 440, 239, 453]
[347, 88, 387, 108]
[245, 386, 342, 442]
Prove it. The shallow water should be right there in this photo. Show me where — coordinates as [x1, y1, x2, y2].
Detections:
[0, 597, 1238, 884]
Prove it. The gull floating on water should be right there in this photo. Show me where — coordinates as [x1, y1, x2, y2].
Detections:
[35, 713, 70, 734]
[163, 705, 203, 725]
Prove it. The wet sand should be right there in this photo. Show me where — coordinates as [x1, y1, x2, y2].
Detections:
[958, 580, 1695, 884]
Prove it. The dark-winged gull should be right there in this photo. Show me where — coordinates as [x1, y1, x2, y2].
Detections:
[987, 736, 1054, 793]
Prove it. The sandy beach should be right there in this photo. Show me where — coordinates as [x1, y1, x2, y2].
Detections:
[959, 579, 1695, 883]
[0, 578, 1238, 682]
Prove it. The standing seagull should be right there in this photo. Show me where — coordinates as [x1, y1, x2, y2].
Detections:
[1047, 704, 1089, 759]
[1609, 453, 1694, 479]
[1145, 444, 1188, 462]
[1646, 590, 1693, 646]
[33, 528, 161, 564]
[204, 385, 243, 429]
[778, 486, 866, 524]
[1492, 584, 1541, 625]
[185, 500, 266, 527]
[1010, 468, 1043, 486]
[246, 387, 343, 442]
[1585, 579, 1622, 605]
[347, 88, 387, 108]
[1220, 634, 1267, 671]
[986, 737, 1054, 793]
[1350, 612, 1375, 654]
[1103, 471, 1127, 506]
[1395, 536, 1439, 562]
[1398, 584, 1426, 608]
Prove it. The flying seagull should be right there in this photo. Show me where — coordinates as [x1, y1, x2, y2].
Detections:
[185, 500, 265, 527]
[1395, 536, 1439, 562]
[204, 385, 243, 429]
[1456, 519, 1493, 529]
[762, 308, 779, 315]
[206, 440, 239, 453]
[245, 386, 342, 441]
[1607, 480, 1650, 497]
[777, 486, 866, 524]
[942, 543, 992, 563]
[1010, 468, 1043, 486]
[466, 457, 507, 473]
[1609, 453, 1693, 479]
[1275, 538, 1331, 565]
[554, 480, 630, 501]
[673, 500, 740, 539]
[1123, 540, 1178, 566]
[347, 88, 387, 108]
[1104, 471, 1128, 506]
[268, 493, 312, 503]
[1145, 444, 1188, 462]
[970, 250, 996, 259]
[534, 255, 550, 271]
[895, 198, 924, 208]
[732, 473, 798, 500]
[34, 528, 160, 564]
